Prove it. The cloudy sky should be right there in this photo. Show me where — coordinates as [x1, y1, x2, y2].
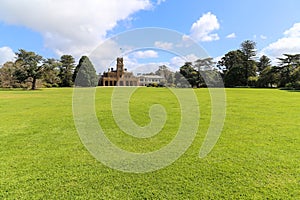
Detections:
[0, 0, 300, 73]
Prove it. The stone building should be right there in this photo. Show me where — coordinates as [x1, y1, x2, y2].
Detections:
[98, 57, 139, 86]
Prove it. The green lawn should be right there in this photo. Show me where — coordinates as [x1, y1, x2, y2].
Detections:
[0, 88, 299, 199]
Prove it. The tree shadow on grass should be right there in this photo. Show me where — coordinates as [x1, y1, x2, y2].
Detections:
[0, 88, 43, 91]
[280, 88, 300, 92]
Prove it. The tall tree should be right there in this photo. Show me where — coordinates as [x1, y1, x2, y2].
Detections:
[59, 55, 75, 87]
[155, 65, 174, 86]
[240, 40, 256, 60]
[194, 57, 215, 87]
[218, 50, 247, 87]
[179, 62, 198, 88]
[278, 54, 300, 68]
[194, 57, 215, 71]
[0, 61, 18, 88]
[291, 67, 300, 89]
[218, 50, 246, 72]
[277, 54, 300, 87]
[15, 49, 44, 90]
[257, 55, 271, 73]
[74, 56, 98, 87]
[174, 71, 190, 88]
[240, 40, 257, 85]
[42, 58, 61, 87]
[257, 66, 279, 88]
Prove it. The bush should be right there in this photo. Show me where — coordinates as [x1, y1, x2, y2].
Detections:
[283, 82, 300, 90]
[294, 81, 300, 90]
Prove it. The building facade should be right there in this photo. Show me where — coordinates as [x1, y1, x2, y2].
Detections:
[138, 75, 165, 86]
[98, 57, 139, 86]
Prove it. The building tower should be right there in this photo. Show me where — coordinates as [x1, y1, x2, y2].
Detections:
[116, 57, 124, 78]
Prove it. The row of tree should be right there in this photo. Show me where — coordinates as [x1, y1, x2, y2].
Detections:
[178, 40, 300, 89]
[0, 49, 98, 90]
[1, 40, 300, 89]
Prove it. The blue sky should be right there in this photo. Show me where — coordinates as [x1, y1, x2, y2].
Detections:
[0, 0, 300, 72]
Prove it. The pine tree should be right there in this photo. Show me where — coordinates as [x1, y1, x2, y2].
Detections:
[74, 56, 98, 87]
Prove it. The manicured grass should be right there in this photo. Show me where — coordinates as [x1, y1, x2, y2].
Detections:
[0, 88, 299, 199]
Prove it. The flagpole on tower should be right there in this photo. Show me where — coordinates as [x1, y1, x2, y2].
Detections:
[119, 47, 123, 57]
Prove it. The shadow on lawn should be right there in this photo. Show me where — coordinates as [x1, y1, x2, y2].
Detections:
[280, 88, 300, 92]
[0, 88, 43, 91]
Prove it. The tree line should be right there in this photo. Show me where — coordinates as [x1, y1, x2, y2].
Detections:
[178, 40, 300, 89]
[0, 49, 98, 90]
[1, 40, 300, 89]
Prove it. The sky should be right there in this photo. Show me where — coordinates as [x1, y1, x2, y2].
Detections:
[0, 0, 300, 73]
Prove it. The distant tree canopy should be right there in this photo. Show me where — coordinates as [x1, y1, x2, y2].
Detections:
[178, 58, 221, 88]
[213, 40, 299, 89]
[0, 50, 97, 89]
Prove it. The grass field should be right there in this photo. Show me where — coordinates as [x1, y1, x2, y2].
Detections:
[0, 87, 299, 199]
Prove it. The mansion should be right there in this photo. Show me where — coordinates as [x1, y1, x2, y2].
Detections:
[98, 57, 165, 87]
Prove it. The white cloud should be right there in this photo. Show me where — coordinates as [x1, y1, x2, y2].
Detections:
[154, 41, 173, 50]
[226, 33, 236, 39]
[260, 35, 267, 40]
[156, 0, 166, 5]
[170, 56, 185, 69]
[0, 46, 15, 65]
[283, 23, 300, 37]
[0, 0, 152, 58]
[113, 53, 199, 75]
[261, 23, 300, 60]
[133, 50, 158, 59]
[170, 54, 199, 68]
[190, 12, 220, 42]
[132, 62, 169, 74]
[89, 39, 122, 73]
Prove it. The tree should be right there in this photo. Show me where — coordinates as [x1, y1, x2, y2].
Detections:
[174, 71, 190, 88]
[59, 55, 75, 87]
[179, 62, 198, 88]
[240, 40, 257, 85]
[0, 61, 19, 88]
[291, 67, 300, 89]
[241, 40, 256, 60]
[224, 63, 246, 87]
[278, 54, 300, 68]
[277, 54, 300, 87]
[42, 58, 61, 87]
[194, 57, 215, 71]
[218, 50, 247, 87]
[218, 40, 257, 87]
[218, 50, 246, 72]
[256, 66, 279, 88]
[155, 65, 174, 86]
[74, 56, 98, 87]
[257, 55, 271, 73]
[194, 57, 216, 87]
[15, 49, 44, 90]
[292, 67, 300, 83]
